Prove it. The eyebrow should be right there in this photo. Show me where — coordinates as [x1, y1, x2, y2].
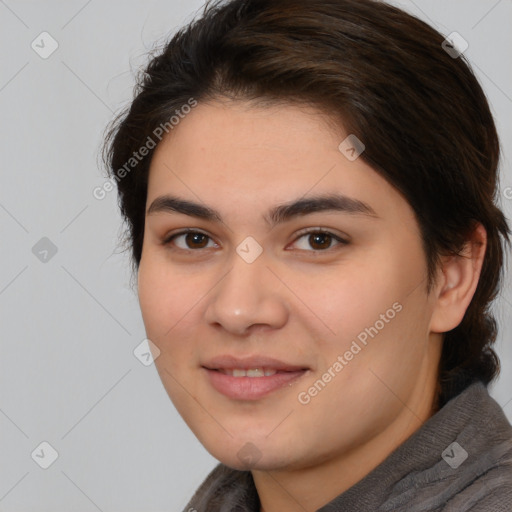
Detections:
[146, 193, 379, 227]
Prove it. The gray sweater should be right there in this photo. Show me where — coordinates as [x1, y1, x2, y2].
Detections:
[183, 381, 512, 511]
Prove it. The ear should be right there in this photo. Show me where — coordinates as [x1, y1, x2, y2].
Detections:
[429, 223, 487, 334]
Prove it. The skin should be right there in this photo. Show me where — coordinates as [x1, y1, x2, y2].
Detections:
[137, 100, 487, 512]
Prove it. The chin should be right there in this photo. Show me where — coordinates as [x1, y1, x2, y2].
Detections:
[204, 437, 297, 472]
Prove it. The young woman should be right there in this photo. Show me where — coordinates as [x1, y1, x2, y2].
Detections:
[103, 0, 512, 510]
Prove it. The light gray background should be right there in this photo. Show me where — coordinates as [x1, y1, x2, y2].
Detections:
[0, 1, 511, 511]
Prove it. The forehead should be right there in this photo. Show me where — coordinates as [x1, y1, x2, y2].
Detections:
[146, 100, 414, 227]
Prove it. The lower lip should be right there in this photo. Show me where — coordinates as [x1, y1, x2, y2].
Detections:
[203, 368, 308, 400]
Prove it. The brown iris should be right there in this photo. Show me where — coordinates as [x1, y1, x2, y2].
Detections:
[308, 233, 332, 250]
[185, 232, 209, 249]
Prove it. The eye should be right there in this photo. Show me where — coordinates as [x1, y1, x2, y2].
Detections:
[163, 229, 218, 250]
[162, 228, 349, 252]
[290, 229, 349, 251]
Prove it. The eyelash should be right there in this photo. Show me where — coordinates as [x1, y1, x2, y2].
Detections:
[161, 228, 349, 253]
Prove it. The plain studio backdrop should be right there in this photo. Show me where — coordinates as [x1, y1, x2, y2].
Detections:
[0, 1, 511, 510]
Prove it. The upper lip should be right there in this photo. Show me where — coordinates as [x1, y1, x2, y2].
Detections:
[202, 355, 309, 372]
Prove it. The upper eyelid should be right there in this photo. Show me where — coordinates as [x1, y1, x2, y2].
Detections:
[294, 227, 349, 241]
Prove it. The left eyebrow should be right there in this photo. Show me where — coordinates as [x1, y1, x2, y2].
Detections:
[146, 193, 379, 227]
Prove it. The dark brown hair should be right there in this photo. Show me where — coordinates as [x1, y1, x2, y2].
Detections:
[102, 0, 510, 407]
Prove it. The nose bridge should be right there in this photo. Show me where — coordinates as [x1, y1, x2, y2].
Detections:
[204, 246, 288, 334]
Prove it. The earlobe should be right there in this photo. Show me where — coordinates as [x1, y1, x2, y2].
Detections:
[429, 223, 487, 334]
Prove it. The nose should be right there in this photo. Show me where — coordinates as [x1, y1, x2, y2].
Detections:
[203, 250, 289, 336]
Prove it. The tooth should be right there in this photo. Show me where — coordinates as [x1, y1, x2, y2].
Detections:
[246, 368, 265, 377]
[221, 368, 280, 377]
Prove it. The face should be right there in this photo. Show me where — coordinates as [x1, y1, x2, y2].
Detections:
[138, 100, 443, 472]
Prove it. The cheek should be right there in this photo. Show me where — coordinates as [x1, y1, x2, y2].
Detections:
[137, 259, 186, 342]
[137, 265, 166, 335]
[137, 258, 204, 378]
[309, 253, 429, 377]
[302, 267, 394, 343]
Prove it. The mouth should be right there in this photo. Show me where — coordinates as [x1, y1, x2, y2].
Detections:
[201, 354, 310, 400]
[202, 354, 309, 373]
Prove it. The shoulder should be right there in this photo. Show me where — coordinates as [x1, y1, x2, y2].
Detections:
[380, 382, 512, 512]
[440, 383, 512, 511]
